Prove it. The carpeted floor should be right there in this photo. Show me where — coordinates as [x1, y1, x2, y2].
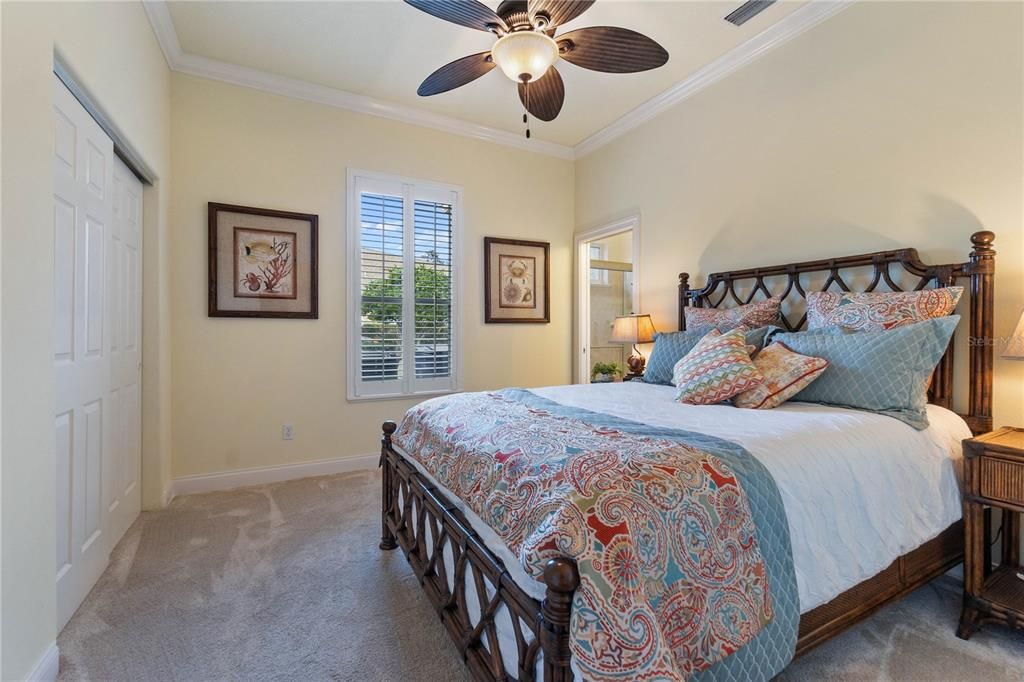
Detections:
[58, 470, 1024, 681]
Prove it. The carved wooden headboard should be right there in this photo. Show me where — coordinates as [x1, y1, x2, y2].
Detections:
[679, 231, 996, 435]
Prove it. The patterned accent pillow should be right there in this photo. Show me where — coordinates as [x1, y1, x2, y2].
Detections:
[673, 329, 765, 405]
[685, 298, 782, 332]
[733, 342, 829, 410]
[643, 329, 706, 385]
[772, 316, 959, 429]
[645, 327, 772, 385]
[806, 288, 963, 331]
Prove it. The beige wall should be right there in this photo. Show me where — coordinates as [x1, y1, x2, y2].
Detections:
[0, 2, 173, 678]
[576, 0, 1024, 428]
[169, 74, 574, 478]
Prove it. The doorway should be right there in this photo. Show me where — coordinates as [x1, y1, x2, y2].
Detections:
[575, 216, 640, 383]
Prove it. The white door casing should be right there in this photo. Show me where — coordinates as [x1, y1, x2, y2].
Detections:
[574, 215, 641, 384]
[54, 75, 143, 629]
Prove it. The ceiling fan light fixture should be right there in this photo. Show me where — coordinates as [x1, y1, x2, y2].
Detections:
[490, 31, 559, 83]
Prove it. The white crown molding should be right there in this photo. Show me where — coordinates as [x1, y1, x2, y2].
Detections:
[573, 0, 855, 158]
[141, 1, 574, 160]
[169, 453, 379, 499]
[142, 0, 183, 66]
[144, 0, 852, 162]
[25, 642, 60, 682]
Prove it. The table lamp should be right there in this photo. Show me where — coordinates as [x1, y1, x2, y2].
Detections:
[1004, 309, 1024, 359]
[610, 314, 656, 376]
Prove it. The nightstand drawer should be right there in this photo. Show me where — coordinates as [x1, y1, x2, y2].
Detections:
[980, 455, 1024, 506]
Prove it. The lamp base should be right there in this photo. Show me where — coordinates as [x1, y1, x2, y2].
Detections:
[626, 352, 646, 376]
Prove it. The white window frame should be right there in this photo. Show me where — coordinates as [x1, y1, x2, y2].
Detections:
[347, 168, 463, 401]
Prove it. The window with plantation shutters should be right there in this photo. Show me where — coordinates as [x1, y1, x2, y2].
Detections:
[347, 171, 462, 400]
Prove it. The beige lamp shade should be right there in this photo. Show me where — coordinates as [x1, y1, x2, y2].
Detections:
[610, 314, 656, 345]
[1004, 309, 1024, 359]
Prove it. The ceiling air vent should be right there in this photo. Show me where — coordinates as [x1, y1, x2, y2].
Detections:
[724, 0, 776, 26]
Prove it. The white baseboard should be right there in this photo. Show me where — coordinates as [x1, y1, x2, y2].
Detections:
[25, 642, 59, 682]
[169, 454, 378, 498]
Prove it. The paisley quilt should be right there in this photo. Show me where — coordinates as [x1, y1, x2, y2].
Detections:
[393, 389, 797, 681]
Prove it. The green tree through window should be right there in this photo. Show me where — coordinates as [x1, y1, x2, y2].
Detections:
[361, 262, 451, 374]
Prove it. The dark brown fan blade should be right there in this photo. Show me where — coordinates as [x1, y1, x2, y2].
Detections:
[418, 52, 496, 96]
[557, 26, 669, 73]
[528, 0, 594, 29]
[404, 0, 508, 33]
[517, 66, 564, 121]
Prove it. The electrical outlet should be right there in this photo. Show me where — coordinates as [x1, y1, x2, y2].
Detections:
[282, 424, 295, 441]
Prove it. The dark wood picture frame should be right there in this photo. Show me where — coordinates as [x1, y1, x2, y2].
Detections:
[208, 202, 319, 319]
[484, 237, 550, 323]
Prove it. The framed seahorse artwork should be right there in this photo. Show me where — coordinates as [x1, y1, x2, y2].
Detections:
[484, 237, 549, 323]
[208, 203, 318, 318]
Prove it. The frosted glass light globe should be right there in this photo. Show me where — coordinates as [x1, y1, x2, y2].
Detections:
[490, 31, 559, 83]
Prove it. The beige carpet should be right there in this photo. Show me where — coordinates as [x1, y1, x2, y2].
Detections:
[58, 470, 1024, 681]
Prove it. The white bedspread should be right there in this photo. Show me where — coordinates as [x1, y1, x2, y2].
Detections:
[532, 382, 970, 611]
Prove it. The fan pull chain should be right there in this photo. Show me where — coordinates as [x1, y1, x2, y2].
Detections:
[523, 81, 531, 139]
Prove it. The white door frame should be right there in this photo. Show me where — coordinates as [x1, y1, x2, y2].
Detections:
[575, 214, 641, 384]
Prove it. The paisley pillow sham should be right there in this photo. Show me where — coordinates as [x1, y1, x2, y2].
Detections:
[733, 342, 829, 410]
[806, 288, 962, 332]
[684, 297, 782, 332]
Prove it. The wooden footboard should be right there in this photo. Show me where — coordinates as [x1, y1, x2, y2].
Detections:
[380, 422, 965, 679]
[379, 422, 578, 682]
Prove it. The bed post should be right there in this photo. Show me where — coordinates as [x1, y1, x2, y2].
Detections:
[379, 420, 398, 551]
[679, 272, 690, 330]
[967, 231, 995, 435]
[540, 557, 579, 682]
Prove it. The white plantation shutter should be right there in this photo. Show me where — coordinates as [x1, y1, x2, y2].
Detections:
[348, 171, 461, 399]
[414, 198, 453, 381]
[359, 190, 404, 386]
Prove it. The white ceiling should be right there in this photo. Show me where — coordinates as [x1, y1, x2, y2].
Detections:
[164, 1, 812, 148]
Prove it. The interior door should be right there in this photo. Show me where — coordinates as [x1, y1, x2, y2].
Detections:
[54, 74, 143, 629]
[108, 156, 143, 543]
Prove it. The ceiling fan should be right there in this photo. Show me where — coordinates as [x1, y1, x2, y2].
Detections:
[405, 0, 669, 138]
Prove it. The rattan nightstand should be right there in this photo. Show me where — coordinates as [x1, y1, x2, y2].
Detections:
[958, 427, 1024, 639]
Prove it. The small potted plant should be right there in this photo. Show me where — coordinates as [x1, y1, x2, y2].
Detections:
[591, 361, 624, 383]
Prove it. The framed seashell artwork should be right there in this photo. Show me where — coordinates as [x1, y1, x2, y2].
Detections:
[484, 237, 549, 323]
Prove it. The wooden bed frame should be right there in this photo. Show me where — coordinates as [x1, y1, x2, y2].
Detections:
[378, 231, 997, 681]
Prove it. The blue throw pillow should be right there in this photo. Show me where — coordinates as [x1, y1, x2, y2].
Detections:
[643, 326, 771, 385]
[771, 316, 959, 429]
[764, 324, 849, 345]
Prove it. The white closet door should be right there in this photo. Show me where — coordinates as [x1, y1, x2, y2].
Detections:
[54, 75, 143, 629]
[108, 156, 143, 543]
